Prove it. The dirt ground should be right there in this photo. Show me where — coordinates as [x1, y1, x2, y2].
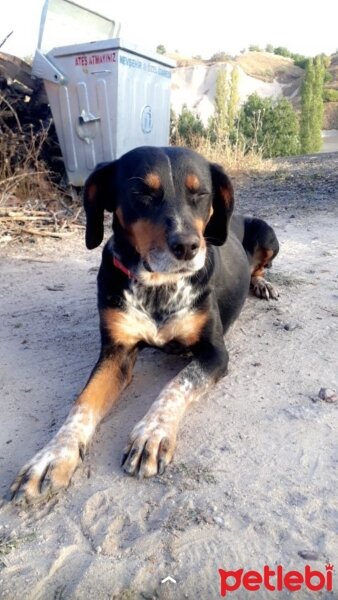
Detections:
[0, 153, 337, 599]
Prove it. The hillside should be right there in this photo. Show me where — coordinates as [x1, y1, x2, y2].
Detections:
[171, 51, 338, 129]
[235, 51, 303, 83]
[327, 52, 338, 89]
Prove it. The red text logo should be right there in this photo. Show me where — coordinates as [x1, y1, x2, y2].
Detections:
[218, 564, 333, 596]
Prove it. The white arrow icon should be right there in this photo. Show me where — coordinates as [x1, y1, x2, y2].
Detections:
[161, 576, 177, 584]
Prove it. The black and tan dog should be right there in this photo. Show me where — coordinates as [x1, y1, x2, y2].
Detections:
[10, 146, 279, 504]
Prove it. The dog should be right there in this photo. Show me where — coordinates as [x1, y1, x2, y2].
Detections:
[10, 146, 279, 504]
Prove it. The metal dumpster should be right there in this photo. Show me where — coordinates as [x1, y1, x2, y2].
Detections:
[32, 3, 174, 186]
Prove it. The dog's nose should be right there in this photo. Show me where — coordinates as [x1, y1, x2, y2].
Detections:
[169, 233, 200, 261]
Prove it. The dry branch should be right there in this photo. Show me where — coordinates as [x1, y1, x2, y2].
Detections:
[20, 227, 75, 239]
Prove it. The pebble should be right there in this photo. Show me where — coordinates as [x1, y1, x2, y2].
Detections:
[283, 321, 301, 331]
[318, 388, 338, 403]
[298, 550, 320, 561]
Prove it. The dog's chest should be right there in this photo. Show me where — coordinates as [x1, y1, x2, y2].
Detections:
[122, 280, 198, 346]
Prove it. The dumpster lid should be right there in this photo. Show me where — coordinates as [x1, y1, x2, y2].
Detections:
[38, 0, 121, 52]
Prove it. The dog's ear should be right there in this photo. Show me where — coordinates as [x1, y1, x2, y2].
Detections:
[204, 163, 234, 246]
[83, 161, 117, 249]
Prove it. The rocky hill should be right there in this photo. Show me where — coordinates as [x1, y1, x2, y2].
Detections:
[170, 51, 338, 129]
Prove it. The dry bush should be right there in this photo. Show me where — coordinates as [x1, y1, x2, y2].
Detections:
[0, 95, 83, 245]
[0, 97, 58, 205]
[174, 133, 277, 175]
[165, 52, 204, 67]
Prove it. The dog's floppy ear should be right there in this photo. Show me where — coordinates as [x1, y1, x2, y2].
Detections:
[83, 161, 117, 249]
[204, 163, 234, 246]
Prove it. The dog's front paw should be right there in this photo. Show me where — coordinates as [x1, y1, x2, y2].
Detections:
[251, 276, 279, 300]
[10, 439, 85, 505]
[121, 420, 176, 478]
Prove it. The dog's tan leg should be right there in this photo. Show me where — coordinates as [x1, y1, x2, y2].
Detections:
[11, 348, 137, 504]
[122, 356, 225, 478]
[250, 248, 278, 300]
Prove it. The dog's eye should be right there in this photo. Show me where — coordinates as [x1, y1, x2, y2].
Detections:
[188, 190, 209, 205]
[132, 189, 163, 205]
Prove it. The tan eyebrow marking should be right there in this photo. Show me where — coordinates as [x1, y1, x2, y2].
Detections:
[185, 173, 200, 192]
[144, 172, 162, 190]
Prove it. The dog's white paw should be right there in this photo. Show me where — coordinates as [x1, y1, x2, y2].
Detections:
[121, 419, 176, 478]
[251, 276, 279, 300]
[10, 438, 85, 505]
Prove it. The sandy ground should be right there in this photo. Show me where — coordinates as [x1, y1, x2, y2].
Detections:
[0, 153, 337, 599]
[321, 130, 338, 154]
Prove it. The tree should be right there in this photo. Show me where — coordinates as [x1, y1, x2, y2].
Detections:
[214, 68, 228, 135]
[311, 56, 325, 151]
[248, 45, 262, 52]
[263, 98, 300, 156]
[238, 94, 299, 157]
[300, 59, 314, 153]
[208, 66, 240, 144]
[174, 105, 206, 146]
[300, 56, 325, 153]
[238, 94, 271, 151]
[228, 66, 239, 131]
[324, 71, 333, 84]
[265, 44, 274, 53]
[156, 44, 166, 55]
[292, 54, 308, 69]
[273, 46, 291, 58]
[209, 52, 230, 62]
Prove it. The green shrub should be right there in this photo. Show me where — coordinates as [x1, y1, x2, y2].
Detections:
[238, 94, 300, 157]
[171, 105, 207, 145]
[324, 71, 333, 83]
[293, 55, 308, 69]
[323, 88, 338, 102]
[209, 52, 231, 62]
[273, 46, 291, 58]
[269, 46, 308, 68]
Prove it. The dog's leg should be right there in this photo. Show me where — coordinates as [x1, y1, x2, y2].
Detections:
[10, 346, 137, 504]
[241, 217, 279, 300]
[122, 341, 228, 478]
[250, 248, 279, 300]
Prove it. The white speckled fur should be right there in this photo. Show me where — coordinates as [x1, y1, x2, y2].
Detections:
[122, 277, 200, 346]
[124, 361, 212, 476]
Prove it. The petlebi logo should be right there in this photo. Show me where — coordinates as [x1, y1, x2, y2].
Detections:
[218, 564, 334, 596]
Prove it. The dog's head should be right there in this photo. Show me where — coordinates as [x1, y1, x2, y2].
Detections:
[83, 146, 234, 278]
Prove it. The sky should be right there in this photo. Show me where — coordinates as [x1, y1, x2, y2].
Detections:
[1, 0, 338, 60]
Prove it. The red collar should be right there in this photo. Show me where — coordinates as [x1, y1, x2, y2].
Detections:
[112, 255, 138, 280]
